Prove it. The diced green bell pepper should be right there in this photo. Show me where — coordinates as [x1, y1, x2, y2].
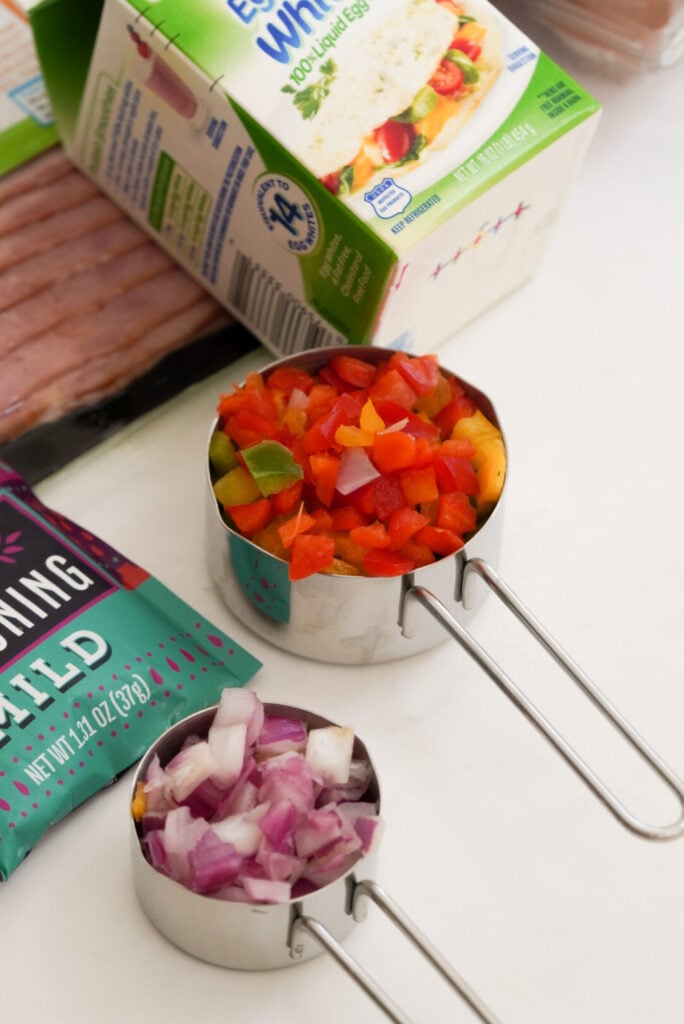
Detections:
[241, 440, 303, 497]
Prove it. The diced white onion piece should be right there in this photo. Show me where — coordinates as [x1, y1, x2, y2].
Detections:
[212, 803, 268, 856]
[305, 725, 354, 784]
[242, 877, 291, 904]
[335, 447, 380, 496]
[287, 386, 309, 411]
[378, 417, 409, 434]
[163, 807, 210, 885]
[165, 741, 216, 802]
[208, 722, 247, 788]
[213, 688, 264, 744]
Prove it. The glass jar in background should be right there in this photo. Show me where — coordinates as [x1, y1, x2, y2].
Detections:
[515, 0, 684, 70]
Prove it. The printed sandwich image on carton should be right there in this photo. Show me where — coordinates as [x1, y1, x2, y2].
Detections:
[31, 0, 601, 355]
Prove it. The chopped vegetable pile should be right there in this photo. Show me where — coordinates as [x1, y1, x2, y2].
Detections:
[210, 350, 506, 580]
[133, 690, 381, 904]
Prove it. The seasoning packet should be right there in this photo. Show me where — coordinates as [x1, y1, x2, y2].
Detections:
[0, 461, 262, 880]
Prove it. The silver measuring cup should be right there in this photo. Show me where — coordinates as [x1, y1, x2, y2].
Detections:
[205, 347, 684, 842]
[131, 703, 503, 1024]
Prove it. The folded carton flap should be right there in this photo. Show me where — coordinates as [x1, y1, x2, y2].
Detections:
[29, 0, 104, 148]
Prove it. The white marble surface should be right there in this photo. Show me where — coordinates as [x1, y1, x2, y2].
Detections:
[2, 17, 684, 1024]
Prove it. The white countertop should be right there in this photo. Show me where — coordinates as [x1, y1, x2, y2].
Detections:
[3, 17, 684, 1024]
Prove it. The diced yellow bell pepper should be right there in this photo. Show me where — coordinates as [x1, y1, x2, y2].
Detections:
[252, 520, 289, 560]
[131, 781, 146, 821]
[213, 465, 261, 507]
[209, 431, 238, 476]
[360, 398, 385, 434]
[476, 442, 507, 512]
[322, 557, 361, 576]
[451, 409, 504, 470]
[335, 424, 375, 447]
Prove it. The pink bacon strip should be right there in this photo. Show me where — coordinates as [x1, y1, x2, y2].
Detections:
[0, 195, 123, 272]
[0, 267, 207, 414]
[0, 241, 175, 357]
[0, 217, 148, 312]
[0, 299, 229, 442]
[0, 170, 100, 238]
[0, 147, 74, 205]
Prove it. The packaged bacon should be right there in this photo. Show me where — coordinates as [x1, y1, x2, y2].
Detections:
[0, 461, 261, 880]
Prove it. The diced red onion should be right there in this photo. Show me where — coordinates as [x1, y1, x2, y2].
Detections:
[211, 804, 268, 856]
[378, 417, 409, 434]
[188, 830, 243, 894]
[164, 741, 215, 803]
[208, 721, 247, 788]
[258, 799, 298, 853]
[242, 877, 291, 904]
[137, 689, 381, 905]
[287, 387, 309, 411]
[256, 714, 308, 755]
[213, 688, 264, 745]
[305, 725, 354, 784]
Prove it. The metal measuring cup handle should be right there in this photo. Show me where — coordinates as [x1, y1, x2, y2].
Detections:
[402, 558, 684, 842]
[290, 877, 502, 1024]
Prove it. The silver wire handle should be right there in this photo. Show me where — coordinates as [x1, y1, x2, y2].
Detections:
[289, 878, 502, 1024]
[403, 557, 684, 842]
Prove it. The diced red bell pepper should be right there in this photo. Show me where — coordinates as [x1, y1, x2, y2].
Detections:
[397, 537, 436, 568]
[308, 451, 340, 507]
[433, 455, 480, 496]
[278, 509, 316, 548]
[349, 521, 390, 549]
[415, 371, 452, 418]
[369, 368, 418, 409]
[330, 506, 368, 531]
[399, 465, 439, 506]
[372, 400, 440, 441]
[266, 366, 315, 396]
[271, 479, 304, 515]
[218, 372, 279, 419]
[346, 480, 376, 517]
[302, 383, 338, 433]
[227, 498, 272, 537]
[330, 354, 377, 389]
[438, 437, 477, 460]
[412, 436, 436, 468]
[372, 430, 417, 474]
[388, 507, 430, 550]
[415, 524, 465, 556]
[289, 534, 335, 580]
[363, 548, 415, 577]
[437, 492, 478, 534]
[318, 362, 354, 393]
[224, 409, 280, 449]
[303, 391, 364, 453]
[372, 474, 405, 519]
[390, 352, 440, 396]
[434, 396, 478, 437]
[310, 507, 334, 533]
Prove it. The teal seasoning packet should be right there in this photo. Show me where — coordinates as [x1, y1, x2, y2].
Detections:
[0, 461, 261, 880]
